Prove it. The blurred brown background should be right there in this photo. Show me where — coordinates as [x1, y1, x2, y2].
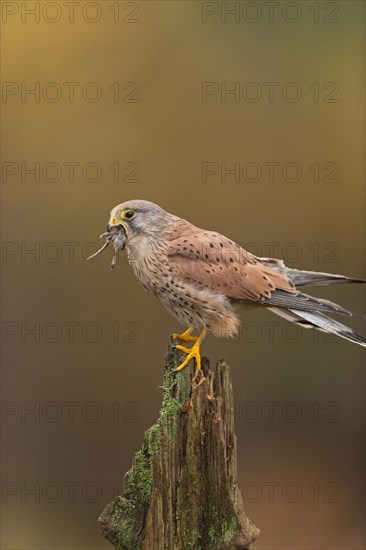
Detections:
[1, 1, 365, 549]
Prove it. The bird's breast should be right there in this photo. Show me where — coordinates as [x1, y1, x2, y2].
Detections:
[126, 239, 169, 294]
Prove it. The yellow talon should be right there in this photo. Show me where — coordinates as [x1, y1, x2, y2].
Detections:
[174, 328, 207, 375]
[172, 327, 198, 343]
[175, 342, 202, 371]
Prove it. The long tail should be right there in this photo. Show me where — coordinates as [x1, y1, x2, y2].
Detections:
[248, 258, 366, 346]
[280, 268, 365, 288]
[270, 307, 366, 347]
[259, 259, 366, 287]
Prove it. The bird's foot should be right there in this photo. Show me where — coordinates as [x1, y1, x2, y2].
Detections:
[171, 327, 198, 344]
[173, 328, 207, 384]
[174, 339, 202, 372]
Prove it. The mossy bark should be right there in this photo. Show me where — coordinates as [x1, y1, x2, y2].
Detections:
[99, 340, 260, 550]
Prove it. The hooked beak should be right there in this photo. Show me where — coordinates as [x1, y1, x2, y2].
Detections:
[107, 217, 126, 233]
[107, 217, 118, 232]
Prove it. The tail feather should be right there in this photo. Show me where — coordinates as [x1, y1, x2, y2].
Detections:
[258, 258, 365, 287]
[271, 266, 365, 288]
[262, 289, 364, 318]
[254, 259, 366, 346]
[271, 307, 366, 347]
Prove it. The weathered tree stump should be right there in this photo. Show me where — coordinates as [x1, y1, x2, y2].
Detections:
[99, 340, 260, 549]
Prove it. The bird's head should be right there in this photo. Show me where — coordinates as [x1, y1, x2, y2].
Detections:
[107, 199, 172, 241]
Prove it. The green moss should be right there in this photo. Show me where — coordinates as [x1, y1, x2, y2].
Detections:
[113, 501, 140, 550]
[207, 514, 239, 548]
[158, 343, 191, 439]
[222, 516, 239, 542]
[145, 422, 161, 459]
[182, 526, 201, 548]
[126, 446, 152, 505]
[107, 424, 163, 549]
[209, 523, 217, 542]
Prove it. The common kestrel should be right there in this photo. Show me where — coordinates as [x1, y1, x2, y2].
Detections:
[89, 199, 365, 378]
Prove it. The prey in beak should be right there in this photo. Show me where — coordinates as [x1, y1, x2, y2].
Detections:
[87, 223, 127, 269]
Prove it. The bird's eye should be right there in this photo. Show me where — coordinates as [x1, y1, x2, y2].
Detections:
[121, 210, 136, 220]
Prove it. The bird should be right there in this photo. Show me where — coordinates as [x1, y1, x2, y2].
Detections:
[94, 199, 366, 380]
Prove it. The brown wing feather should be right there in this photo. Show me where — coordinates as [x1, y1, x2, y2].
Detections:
[167, 224, 296, 302]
